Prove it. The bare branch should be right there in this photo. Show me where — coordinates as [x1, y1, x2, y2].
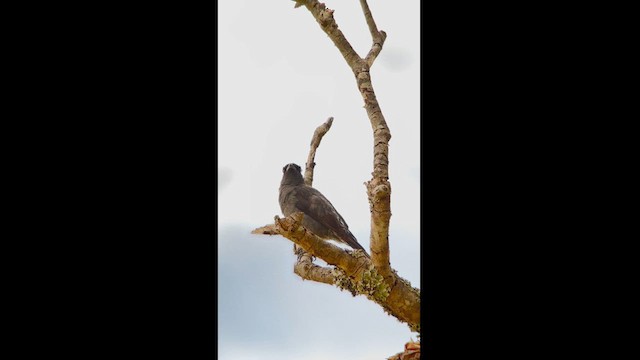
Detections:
[364, 30, 387, 67]
[297, 1, 391, 171]
[251, 224, 280, 235]
[296, 1, 363, 69]
[359, 0, 379, 39]
[294, 261, 335, 284]
[304, 116, 334, 186]
[359, 0, 387, 67]
[366, 176, 392, 278]
[293, 247, 335, 284]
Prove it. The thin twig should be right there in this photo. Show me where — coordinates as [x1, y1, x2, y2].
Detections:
[359, 0, 379, 39]
[304, 117, 334, 186]
[360, 0, 387, 67]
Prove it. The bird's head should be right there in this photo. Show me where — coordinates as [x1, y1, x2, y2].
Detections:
[282, 163, 301, 174]
[281, 163, 304, 185]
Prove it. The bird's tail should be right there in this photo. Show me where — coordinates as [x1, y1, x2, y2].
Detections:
[343, 231, 371, 259]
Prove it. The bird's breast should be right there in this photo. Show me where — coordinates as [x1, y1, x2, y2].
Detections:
[279, 186, 298, 216]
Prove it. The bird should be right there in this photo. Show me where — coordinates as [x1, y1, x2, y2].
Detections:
[279, 163, 370, 258]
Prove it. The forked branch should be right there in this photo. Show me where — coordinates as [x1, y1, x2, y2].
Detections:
[252, 0, 419, 331]
[271, 212, 420, 330]
[359, 0, 387, 67]
[295, 0, 393, 280]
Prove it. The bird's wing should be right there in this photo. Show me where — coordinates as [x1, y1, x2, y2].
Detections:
[295, 186, 369, 251]
[292, 186, 369, 256]
[294, 186, 348, 231]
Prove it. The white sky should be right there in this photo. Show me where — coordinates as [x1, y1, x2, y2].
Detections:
[218, 1, 420, 358]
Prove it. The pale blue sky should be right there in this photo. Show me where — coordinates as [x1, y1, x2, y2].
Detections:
[218, 1, 420, 358]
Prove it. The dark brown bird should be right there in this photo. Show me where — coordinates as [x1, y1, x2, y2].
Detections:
[279, 163, 370, 258]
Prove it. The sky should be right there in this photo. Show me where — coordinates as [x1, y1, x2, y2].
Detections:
[218, 1, 420, 359]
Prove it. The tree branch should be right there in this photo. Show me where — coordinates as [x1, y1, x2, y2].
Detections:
[364, 30, 386, 67]
[293, 246, 335, 285]
[294, 0, 393, 281]
[272, 212, 420, 330]
[299, 1, 362, 68]
[359, 0, 387, 67]
[276, 213, 369, 276]
[251, 223, 338, 285]
[304, 116, 334, 186]
[359, 0, 379, 39]
[251, 224, 279, 235]
[252, 211, 419, 330]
